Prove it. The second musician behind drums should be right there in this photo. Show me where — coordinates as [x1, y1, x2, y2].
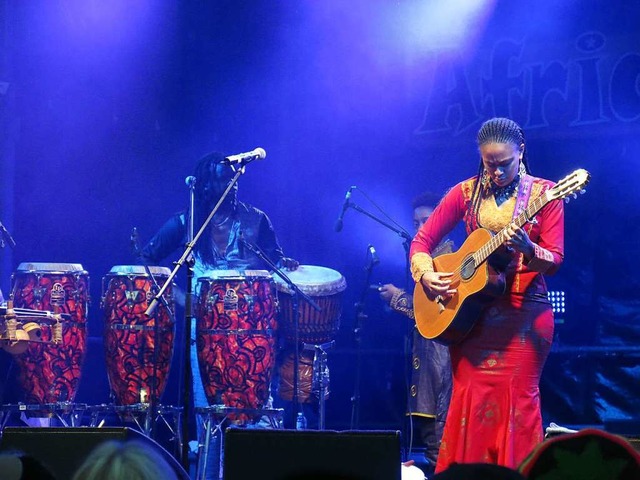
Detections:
[138, 150, 299, 412]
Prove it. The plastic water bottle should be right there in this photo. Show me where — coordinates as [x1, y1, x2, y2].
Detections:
[296, 412, 307, 430]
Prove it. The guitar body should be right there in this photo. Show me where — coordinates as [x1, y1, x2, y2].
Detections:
[413, 228, 505, 345]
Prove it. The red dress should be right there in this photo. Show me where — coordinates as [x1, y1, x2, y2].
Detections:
[410, 176, 564, 471]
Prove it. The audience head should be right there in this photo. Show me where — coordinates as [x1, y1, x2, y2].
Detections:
[519, 428, 640, 480]
[0, 451, 57, 480]
[71, 440, 179, 480]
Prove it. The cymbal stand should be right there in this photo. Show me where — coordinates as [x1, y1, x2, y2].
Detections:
[145, 164, 246, 470]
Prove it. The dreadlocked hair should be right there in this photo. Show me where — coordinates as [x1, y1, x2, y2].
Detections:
[467, 118, 531, 227]
[192, 151, 236, 265]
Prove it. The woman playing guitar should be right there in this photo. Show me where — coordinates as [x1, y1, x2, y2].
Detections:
[410, 118, 565, 472]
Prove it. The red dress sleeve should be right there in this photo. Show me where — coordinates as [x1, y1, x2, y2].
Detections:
[411, 183, 467, 257]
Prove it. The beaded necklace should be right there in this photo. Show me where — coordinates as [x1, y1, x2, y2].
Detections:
[490, 174, 520, 206]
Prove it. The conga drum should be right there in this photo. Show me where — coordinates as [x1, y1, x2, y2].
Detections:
[102, 265, 175, 405]
[10, 262, 90, 404]
[273, 265, 346, 344]
[195, 270, 277, 418]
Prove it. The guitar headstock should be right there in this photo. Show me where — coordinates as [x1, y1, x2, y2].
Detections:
[548, 168, 591, 202]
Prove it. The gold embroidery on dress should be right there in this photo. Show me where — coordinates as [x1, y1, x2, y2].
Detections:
[411, 252, 434, 283]
[478, 195, 516, 232]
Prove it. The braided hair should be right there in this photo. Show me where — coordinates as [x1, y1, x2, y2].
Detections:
[476, 117, 530, 173]
[467, 117, 530, 224]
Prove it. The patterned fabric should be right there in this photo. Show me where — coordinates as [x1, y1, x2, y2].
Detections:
[410, 176, 565, 471]
[390, 289, 415, 320]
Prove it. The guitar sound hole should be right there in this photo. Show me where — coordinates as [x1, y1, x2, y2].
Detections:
[460, 257, 476, 280]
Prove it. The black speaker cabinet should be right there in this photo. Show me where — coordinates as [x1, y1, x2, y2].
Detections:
[224, 429, 401, 480]
[0, 427, 188, 480]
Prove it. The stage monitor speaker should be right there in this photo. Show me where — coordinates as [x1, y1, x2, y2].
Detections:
[0, 427, 189, 480]
[224, 428, 401, 480]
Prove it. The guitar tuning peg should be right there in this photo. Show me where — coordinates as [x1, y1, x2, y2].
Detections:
[564, 197, 571, 204]
[580, 189, 586, 195]
[572, 193, 578, 199]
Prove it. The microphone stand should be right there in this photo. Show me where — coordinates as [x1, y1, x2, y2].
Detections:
[131, 228, 177, 440]
[239, 239, 321, 429]
[350, 247, 379, 429]
[145, 165, 245, 470]
[343, 197, 414, 453]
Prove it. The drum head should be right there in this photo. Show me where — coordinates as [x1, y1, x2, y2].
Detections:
[272, 265, 346, 296]
[107, 265, 172, 276]
[16, 262, 87, 274]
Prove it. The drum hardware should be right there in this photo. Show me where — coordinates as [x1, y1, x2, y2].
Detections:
[304, 340, 334, 430]
[1, 301, 70, 354]
[194, 406, 284, 480]
[0, 402, 88, 432]
[33, 286, 47, 301]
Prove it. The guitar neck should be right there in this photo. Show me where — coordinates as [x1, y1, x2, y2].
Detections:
[474, 191, 550, 265]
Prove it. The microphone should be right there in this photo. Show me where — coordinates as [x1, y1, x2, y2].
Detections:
[223, 148, 266, 166]
[368, 244, 380, 266]
[0, 220, 16, 249]
[334, 186, 355, 232]
[185, 176, 196, 188]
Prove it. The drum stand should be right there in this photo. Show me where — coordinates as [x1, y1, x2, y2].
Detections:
[194, 406, 284, 480]
[302, 340, 334, 430]
[84, 403, 183, 458]
[0, 402, 87, 433]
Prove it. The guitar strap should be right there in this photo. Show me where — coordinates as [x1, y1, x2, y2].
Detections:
[512, 174, 534, 222]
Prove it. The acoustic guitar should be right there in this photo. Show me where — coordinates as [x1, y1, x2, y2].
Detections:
[413, 168, 591, 345]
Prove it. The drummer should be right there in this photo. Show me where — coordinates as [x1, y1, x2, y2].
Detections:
[138, 150, 299, 410]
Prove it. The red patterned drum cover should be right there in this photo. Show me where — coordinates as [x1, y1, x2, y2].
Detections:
[102, 265, 175, 405]
[273, 265, 346, 344]
[195, 270, 276, 414]
[11, 262, 89, 404]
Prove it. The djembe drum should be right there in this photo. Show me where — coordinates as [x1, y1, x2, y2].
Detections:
[101, 265, 175, 406]
[273, 265, 346, 345]
[195, 270, 277, 421]
[10, 262, 90, 405]
[273, 265, 345, 406]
